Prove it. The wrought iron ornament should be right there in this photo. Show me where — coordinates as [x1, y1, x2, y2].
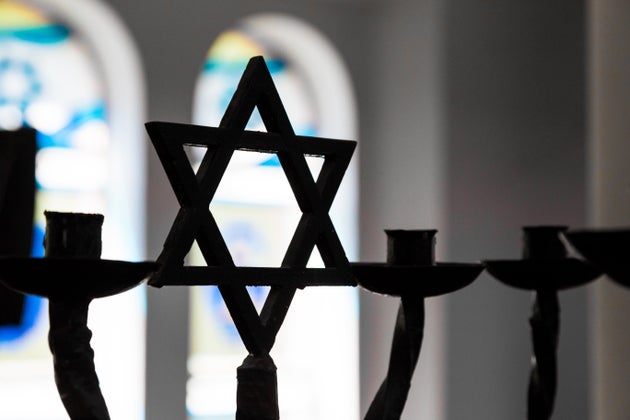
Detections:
[485, 226, 600, 420]
[2, 55, 615, 420]
[353, 230, 483, 420]
[566, 229, 630, 288]
[0, 212, 157, 420]
[147, 55, 356, 420]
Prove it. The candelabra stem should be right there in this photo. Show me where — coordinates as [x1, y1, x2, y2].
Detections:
[527, 289, 559, 420]
[236, 353, 279, 420]
[43, 211, 109, 419]
[364, 295, 425, 420]
[48, 298, 110, 420]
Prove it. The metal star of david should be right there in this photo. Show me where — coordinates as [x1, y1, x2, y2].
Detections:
[146, 56, 356, 355]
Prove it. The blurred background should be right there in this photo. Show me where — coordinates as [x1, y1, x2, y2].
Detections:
[0, 0, 628, 419]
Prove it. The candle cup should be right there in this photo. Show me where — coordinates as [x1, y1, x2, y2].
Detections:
[522, 226, 568, 260]
[44, 211, 104, 259]
[354, 229, 482, 298]
[386, 229, 437, 266]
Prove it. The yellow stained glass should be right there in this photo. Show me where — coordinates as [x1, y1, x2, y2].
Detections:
[207, 30, 263, 63]
[0, 1, 48, 28]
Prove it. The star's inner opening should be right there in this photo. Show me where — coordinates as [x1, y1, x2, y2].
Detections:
[183, 144, 206, 174]
[207, 150, 297, 268]
[184, 144, 328, 270]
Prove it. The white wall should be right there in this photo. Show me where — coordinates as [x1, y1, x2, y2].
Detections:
[444, 2, 590, 419]
[589, 1, 630, 419]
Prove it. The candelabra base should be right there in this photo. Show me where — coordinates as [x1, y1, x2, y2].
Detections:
[236, 354, 279, 420]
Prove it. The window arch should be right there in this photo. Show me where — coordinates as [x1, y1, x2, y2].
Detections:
[189, 13, 359, 420]
[0, 0, 146, 418]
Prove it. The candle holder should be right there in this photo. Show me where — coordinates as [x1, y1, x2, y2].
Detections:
[352, 229, 483, 420]
[565, 228, 630, 288]
[484, 226, 601, 420]
[0, 211, 158, 420]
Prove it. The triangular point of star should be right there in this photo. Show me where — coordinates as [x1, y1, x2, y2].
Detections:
[220, 56, 294, 136]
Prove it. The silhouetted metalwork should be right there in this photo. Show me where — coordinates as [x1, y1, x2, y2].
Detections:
[566, 229, 630, 288]
[0, 54, 620, 420]
[352, 230, 483, 420]
[0, 212, 157, 420]
[485, 226, 601, 420]
[0, 128, 35, 326]
[146, 56, 356, 420]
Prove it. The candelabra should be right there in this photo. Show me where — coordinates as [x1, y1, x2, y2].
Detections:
[0, 56, 625, 420]
[352, 229, 482, 420]
[485, 226, 600, 420]
[0, 212, 157, 419]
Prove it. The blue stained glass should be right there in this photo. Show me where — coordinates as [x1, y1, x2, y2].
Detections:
[0, 58, 42, 110]
[0, 24, 70, 44]
[36, 102, 107, 149]
[259, 155, 280, 167]
[296, 125, 317, 137]
[0, 295, 42, 345]
[31, 224, 45, 258]
[205, 286, 268, 344]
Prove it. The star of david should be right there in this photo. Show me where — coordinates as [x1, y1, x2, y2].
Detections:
[146, 56, 356, 355]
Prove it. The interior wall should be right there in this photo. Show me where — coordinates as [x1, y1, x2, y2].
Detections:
[357, 1, 447, 419]
[589, 1, 630, 419]
[444, 2, 589, 420]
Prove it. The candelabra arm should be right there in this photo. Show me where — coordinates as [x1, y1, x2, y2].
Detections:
[364, 295, 425, 420]
[48, 299, 110, 420]
[527, 290, 559, 420]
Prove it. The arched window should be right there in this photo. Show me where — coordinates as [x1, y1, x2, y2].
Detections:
[189, 13, 359, 420]
[0, 1, 146, 418]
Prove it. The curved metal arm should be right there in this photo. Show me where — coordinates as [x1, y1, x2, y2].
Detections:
[364, 295, 425, 420]
[48, 299, 110, 420]
[527, 290, 559, 420]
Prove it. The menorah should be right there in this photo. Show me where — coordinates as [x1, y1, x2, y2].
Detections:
[0, 56, 627, 420]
